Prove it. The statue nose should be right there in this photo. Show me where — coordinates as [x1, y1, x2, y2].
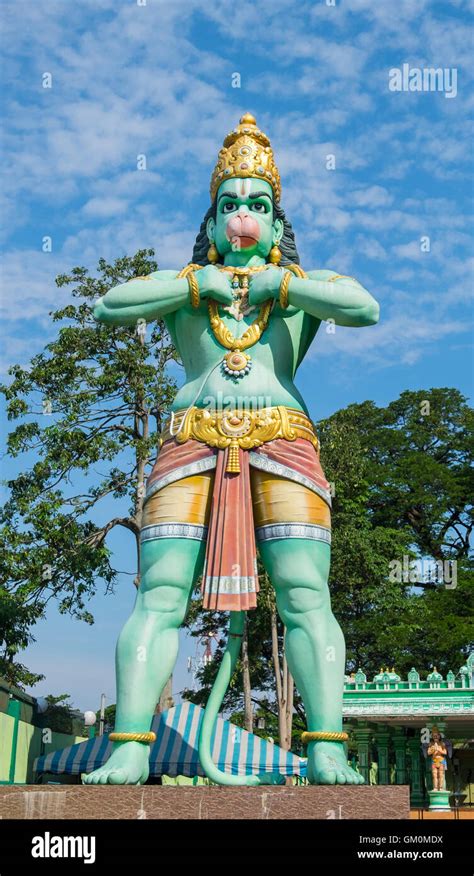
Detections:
[225, 212, 260, 242]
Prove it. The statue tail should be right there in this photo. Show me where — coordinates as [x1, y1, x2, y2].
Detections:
[197, 610, 284, 786]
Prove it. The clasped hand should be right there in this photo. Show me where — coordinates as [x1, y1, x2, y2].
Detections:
[196, 265, 233, 305]
[195, 264, 284, 307]
[248, 267, 284, 305]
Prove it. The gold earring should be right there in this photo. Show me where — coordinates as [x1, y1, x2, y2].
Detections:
[269, 243, 282, 265]
[207, 243, 219, 264]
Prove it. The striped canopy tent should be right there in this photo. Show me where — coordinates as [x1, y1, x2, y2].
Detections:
[34, 701, 307, 779]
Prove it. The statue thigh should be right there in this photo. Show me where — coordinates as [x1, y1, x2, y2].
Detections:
[137, 537, 206, 621]
[251, 466, 332, 624]
[259, 537, 332, 624]
[137, 472, 213, 620]
[135, 467, 333, 624]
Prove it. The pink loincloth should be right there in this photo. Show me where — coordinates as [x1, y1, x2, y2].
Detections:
[144, 437, 331, 613]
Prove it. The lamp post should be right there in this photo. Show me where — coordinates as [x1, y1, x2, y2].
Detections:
[98, 694, 106, 736]
[84, 710, 97, 739]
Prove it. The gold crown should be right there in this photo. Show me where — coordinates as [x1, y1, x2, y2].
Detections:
[210, 112, 281, 203]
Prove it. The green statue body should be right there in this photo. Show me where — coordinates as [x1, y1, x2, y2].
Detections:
[83, 114, 379, 787]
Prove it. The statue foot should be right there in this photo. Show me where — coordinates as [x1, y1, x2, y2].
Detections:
[81, 742, 150, 785]
[306, 741, 364, 785]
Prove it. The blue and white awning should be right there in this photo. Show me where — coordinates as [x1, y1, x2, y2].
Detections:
[34, 701, 307, 778]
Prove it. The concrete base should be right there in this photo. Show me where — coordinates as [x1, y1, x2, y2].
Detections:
[0, 784, 409, 820]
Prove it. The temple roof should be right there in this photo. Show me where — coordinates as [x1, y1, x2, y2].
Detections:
[342, 653, 474, 729]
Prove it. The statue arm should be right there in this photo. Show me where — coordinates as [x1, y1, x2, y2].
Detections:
[93, 270, 190, 327]
[287, 269, 379, 327]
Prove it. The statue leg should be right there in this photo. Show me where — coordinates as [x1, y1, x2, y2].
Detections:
[82, 536, 205, 785]
[259, 537, 363, 785]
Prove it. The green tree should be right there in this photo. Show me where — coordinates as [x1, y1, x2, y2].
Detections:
[0, 592, 45, 687]
[319, 388, 473, 676]
[369, 388, 472, 562]
[0, 250, 177, 688]
[40, 693, 76, 734]
[186, 388, 473, 734]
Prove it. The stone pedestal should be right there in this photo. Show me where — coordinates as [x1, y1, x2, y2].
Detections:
[428, 789, 451, 812]
[0, 784, 410, 820]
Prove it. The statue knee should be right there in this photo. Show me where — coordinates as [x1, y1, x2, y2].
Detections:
[137, 579, 190, 626]
[136, 560, 192, 627]
[135, 541, 202, 626]
[275, 570, 330, 622]
[277, 581, 331, 626]
[265, 542, 331, 622]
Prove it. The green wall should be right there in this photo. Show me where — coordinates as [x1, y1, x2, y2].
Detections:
[0, 712, 86, 784]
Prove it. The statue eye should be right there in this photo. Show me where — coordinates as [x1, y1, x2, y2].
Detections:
[250, 202, 267, 213]
[222, 202, 236, 213]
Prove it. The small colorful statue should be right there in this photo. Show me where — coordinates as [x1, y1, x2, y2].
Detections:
[427, 727, 449, 791]
[83, 113, 379, 786]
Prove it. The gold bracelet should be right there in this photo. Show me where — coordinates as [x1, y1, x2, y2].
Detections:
[287, 264, 307, 279]
[279, 271, 292, 309]
[187, 271, 200, 309]
[301, 731, 349, 743]
[109, 731, 156, 744]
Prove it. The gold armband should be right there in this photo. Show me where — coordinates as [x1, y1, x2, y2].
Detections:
[279, 271, 292, 309]
[176, 263, 203, 309]
[187, 271, 200, 309]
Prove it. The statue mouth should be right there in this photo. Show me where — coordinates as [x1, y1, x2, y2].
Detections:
[230, 235, 258, 249]
[225, 214, 260, 250]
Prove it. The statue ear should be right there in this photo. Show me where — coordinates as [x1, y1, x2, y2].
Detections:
[206, 217, 216, 242]
[272, 217, 284, 245]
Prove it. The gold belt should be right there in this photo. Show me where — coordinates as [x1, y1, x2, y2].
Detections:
[161, 405, 318, 473]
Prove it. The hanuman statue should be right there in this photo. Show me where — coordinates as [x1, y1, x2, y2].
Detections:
[83, 113, 379, 786]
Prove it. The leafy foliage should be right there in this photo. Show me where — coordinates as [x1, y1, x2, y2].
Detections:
[0, 250, 177, 688]
[319, 388, 473, 675]
[40, 693, 77, 734]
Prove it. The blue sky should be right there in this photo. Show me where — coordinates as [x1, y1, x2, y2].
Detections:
[1, 0, 473, 715]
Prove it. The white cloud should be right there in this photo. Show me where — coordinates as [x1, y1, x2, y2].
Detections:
[0, 0, 471, 381]
[82, 196, 129, 219]
[312, 312, 468, 369]
[351, 186, 393, 208]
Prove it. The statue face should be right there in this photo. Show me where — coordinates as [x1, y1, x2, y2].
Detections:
[207, 178, 283, 261]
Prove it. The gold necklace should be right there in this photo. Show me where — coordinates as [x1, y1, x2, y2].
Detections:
[178, 263, 296, 380]
[218, 264, 271, 320]
[208, 296, 273, 379]
[219, 264, 269, 293]
[204, 265, 273, 378]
